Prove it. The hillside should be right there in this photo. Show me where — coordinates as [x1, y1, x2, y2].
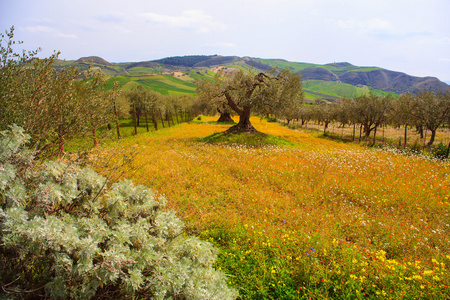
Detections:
[55, 55, 449, 100]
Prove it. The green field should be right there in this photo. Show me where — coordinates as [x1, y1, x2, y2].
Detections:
[254, 58, 316, 72]
[104, 74, 197, 95]
[303, 80, 398, 100]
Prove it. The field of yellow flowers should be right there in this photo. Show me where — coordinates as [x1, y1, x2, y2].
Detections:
[89, 116, 450, 299]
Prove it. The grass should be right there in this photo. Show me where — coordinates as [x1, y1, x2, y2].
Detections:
[200, 131, 295, 148]
[136, 76, 196, 95]
[85, 116, 450, 299]
[303, 80, 399, 99]
[254, 59, 316, 72]
[64, 114, 189, 152]
[289, 120, 450, 152]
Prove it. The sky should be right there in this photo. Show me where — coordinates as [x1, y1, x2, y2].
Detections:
[1, 0, 450, 83]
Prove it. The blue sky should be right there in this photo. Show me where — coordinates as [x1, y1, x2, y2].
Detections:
[1, 0, 449, 82]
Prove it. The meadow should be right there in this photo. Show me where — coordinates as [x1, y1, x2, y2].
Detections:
[287, 120, 450, 153]
[87, 116, 450, 299]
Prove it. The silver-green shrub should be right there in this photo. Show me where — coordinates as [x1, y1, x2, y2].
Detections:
[0, 125, 238, 299]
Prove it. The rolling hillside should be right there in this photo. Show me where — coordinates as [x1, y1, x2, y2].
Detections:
[55, 55, 449, 101]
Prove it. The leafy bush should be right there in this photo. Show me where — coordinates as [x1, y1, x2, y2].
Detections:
[431, 142, 449, 160]
[0, 125, 237, 299]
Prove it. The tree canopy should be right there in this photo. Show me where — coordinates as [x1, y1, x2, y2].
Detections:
[196, 68, 303, 133]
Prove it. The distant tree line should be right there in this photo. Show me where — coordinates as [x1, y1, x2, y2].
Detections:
[153, 55, 217, 67]
[291, 91, 450, 147]
[125, 85, 195, 135]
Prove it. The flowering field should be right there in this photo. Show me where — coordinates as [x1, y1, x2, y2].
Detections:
[90, 116, 450, 299]
[285, 120, 450, 151]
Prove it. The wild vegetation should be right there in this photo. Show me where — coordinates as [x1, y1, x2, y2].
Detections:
[0, 125, 238, 299]
[0, 27, 235, 299]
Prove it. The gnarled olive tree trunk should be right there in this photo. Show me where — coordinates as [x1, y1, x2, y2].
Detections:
[226, 106, 258, 133]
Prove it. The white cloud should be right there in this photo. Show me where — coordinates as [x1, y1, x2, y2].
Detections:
[23, 25, 77, 39]
[214, 42, 236, 48]
[23, 25, 53, 33]
[56, 32, 77, 39]
[334, 17, 434, 40]
[142, 10, 226, 33]
[336, 18, 393, 33]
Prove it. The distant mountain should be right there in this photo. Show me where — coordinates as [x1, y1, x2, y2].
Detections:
[55, 55, 449, 100]
[149, 56, 448, 95]
[333, 66, 447, 94]
[252, 59, 449, 95]
[76, 56, 112, 65]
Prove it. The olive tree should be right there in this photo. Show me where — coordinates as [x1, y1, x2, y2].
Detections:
[196, 69, 303, 133]
[0, 27, 112, 155]
[353, 93, 392, 139]
[407, 90, 450, 146]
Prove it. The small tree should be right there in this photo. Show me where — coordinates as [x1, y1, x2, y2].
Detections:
[216, 104, 234, 123]
[391, 93, 415, 147]
[0, 125, 238, 299]
[297, 105, 313, 127]
[408, 90, 450, 146]
[0, 26, 113, 155]
[107, 81, 129, 139]
[196, 69, 303, 133]
[353, 93, 392, 140]
[313, 103, 336, 135]
[76, 68, 114, 147]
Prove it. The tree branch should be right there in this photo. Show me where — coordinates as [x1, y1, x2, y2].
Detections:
[223, 90, 243, 115]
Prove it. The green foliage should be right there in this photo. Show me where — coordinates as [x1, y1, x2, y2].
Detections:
[431, 142, 449, 160]
[0, 27, 119, 154]
[0, 125, 238, 299]
[153, 55, 215, 67]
